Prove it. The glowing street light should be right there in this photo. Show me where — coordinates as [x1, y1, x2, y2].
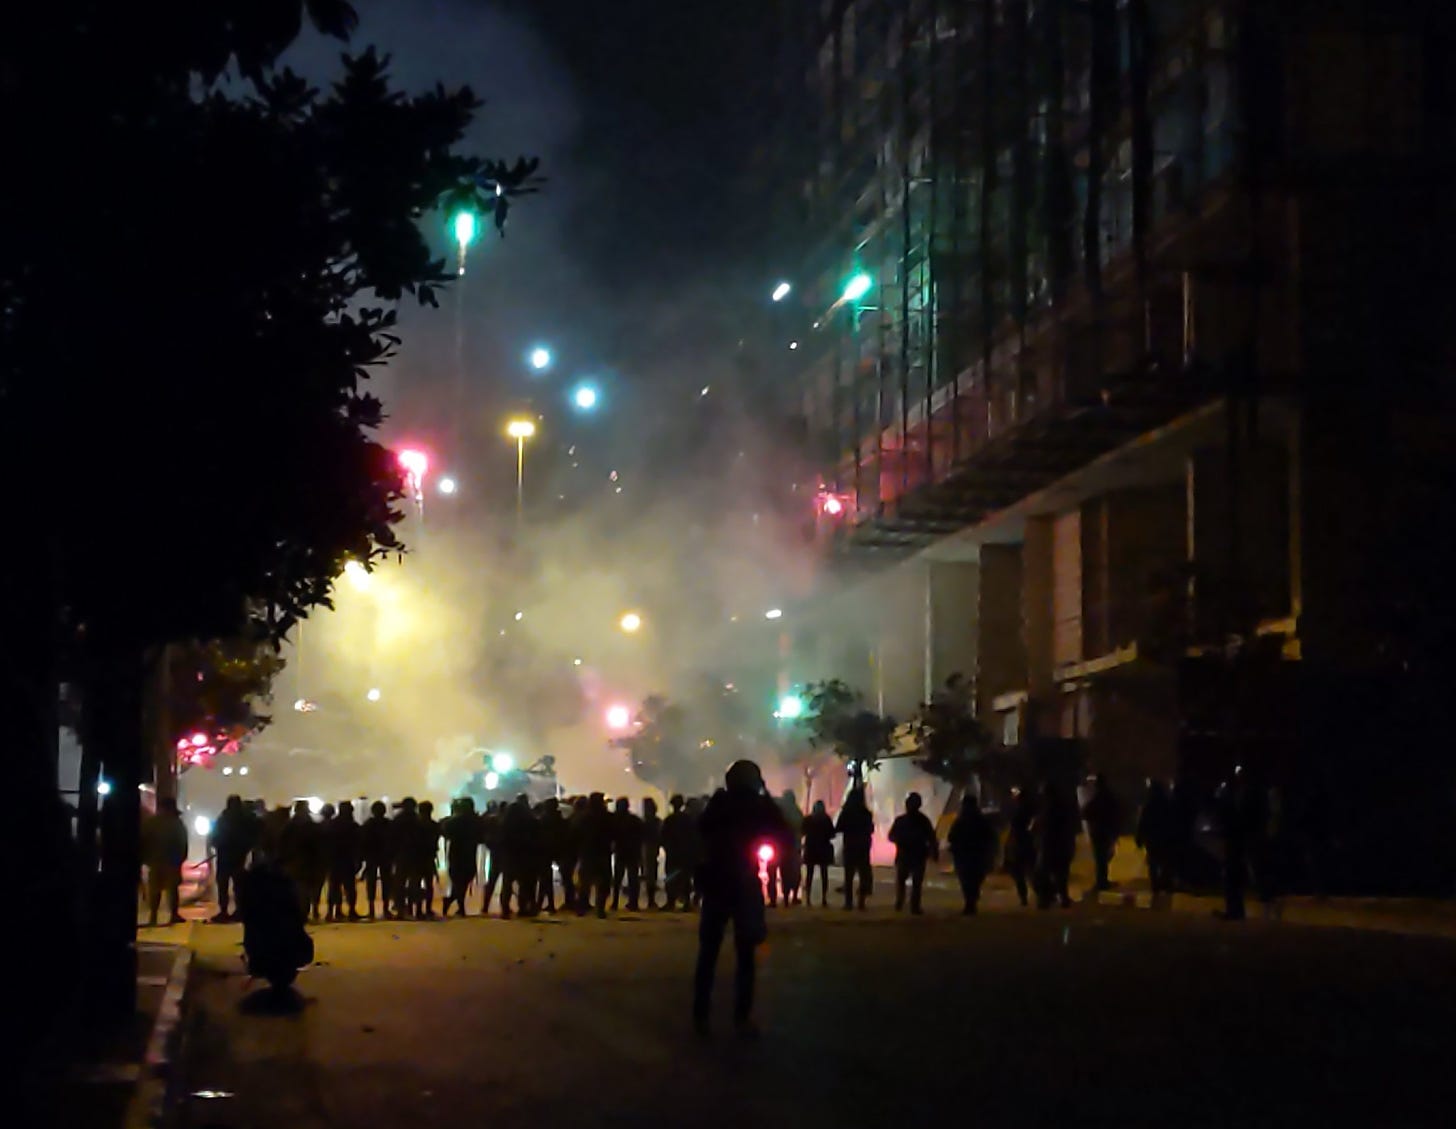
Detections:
[775, 693, 805, 720]
[771, 281, 792, 302]
[366, 687, 381, 702]
[528, 346, 553, 371]
[842, 273, 873, 303]
[764, 608, 784, 620]
[193, 814, 213, 838]
[96, 779, 112, 797]
[437, 476, 458, 496]
[344, 558, 371, 592]
[606, 704, 632, 730]
[506, 418, 537, 527]
[618, 611, 643, 634]
[572, 383, 599, 411]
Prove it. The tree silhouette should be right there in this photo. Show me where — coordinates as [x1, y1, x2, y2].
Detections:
[800, 679, 897, 788]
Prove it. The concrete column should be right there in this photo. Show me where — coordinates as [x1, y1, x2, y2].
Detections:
[976, 544, 1025, 726]
[927, 561, 980, 697]
[1023, 516, 1055, 698]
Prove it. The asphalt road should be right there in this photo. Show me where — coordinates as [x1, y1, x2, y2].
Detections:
[179, 881, 1456, 1129]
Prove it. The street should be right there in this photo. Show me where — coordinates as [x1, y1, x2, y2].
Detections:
[180, 881, 1456, 1129]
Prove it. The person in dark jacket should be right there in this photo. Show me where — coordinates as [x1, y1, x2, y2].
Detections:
[692, 760, 790, 1038]
[641, 796, 663, 910]
[1081, 774, 1121, 891]
[577, 793, 615, 918]
[388, 798, 421, 918]
[661, 794, 693, 911]
[888, 792, 939, 914]
[360, 800, 394, 919]
[1033, 783, 1077, 909]
[440, 797, 481, 917]
[210, 794, 258, 922]
[142, 797, 189, 927]
[537, 798, 568, 913]
[948, 794, 996, 914]
[498, 795, 536, 918]
[611, 797, 645, 912]
[310, 803, 335, 921]
[279, 800, 322, 921]
[477, 801, 503, 915]
[1216, 770, 1250, 921]
[326, 800, 363, 922]
[836, 788, 875, 910]
[1136, 780, 1177, 897]
[562, 796, 589, 912]
[801, 800, 836, 907]
[415, 800, 441, 918]
[1003, 787, 1036, 907]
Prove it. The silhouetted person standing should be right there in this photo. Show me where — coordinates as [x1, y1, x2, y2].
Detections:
[478, 801, 504, 915]
[361, 800, 394, 919]
[280, 800, 322, 920]
[210, 794, 257, 922]
[1003, 787, 1036, 907]
[1033, 784, 1077, 909]
[948, 794, 996, 914]
[537, 798, 567, 913]
[562, 796, 588, 911]
[415, 800, 440, 918]
[1217, 771, 1249, 921]
[801, 799, 835, 906]
[661, 794, 693, 911]
[641, 796, 662, 909]
[889, 792, 939, 914]
[836, 788, 875, 910]
[142, 797, 188, 927]
[1081, 775, 1121, 891]
[578, 793, 615, 918]
[612, 797, 645, 911]
[1136, 780, 1177, 897]
[311, 803, 336, 920]
[693, 760, 789, 1038]
[388, 798, 421, 918]
[499, 795, 535, 918]
[327, 800, 363, 922]
[441, 797, 481, 917]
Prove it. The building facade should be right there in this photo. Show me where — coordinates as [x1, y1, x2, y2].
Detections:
[763, 0, 1456, 887]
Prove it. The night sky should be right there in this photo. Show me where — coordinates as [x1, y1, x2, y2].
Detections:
[287, 0, 779, 511]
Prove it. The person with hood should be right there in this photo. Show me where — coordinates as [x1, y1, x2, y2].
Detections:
[441, 797, 482, 917]
[640, 796, 663, 910]
[692, 760, 790, 1038]
[801, 799, 836, 907]
[948, 794, 996, 915]
[888, 792, 939, 914]
[836, 787, 875, 911]
[326, 800, 363, 922]
[210, 794, 258, 922]
[360, 800, 394, 919]
[661, 794, 693, 911]
[611, 797, 645, 912]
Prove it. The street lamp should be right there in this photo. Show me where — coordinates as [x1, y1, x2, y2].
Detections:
[572, 383, 599, 411]
[437, 476, 458, 496]
[528, 346, 552, 372]
[366, 687, 381, 702]
[764, 608, 784, 620]
[606, 704, 631, 730]
[506, 418, 536, 527]
[771, 281, 792, 302]
[618, 611, 642, 634]
[344, 559, 371, 592]
[842, 272, 873, 303]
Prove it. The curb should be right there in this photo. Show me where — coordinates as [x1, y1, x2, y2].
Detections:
[123, 924, 195, 1129]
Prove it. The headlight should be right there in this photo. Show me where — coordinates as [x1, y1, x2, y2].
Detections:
[193, 815, 213, 837]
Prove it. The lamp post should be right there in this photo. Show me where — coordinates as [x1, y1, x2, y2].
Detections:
[505, 418, 536, 528]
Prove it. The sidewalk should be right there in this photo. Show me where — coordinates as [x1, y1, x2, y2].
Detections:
[55, 911, 199, 1129]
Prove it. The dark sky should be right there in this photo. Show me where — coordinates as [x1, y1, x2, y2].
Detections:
[288, 0, 780, 509]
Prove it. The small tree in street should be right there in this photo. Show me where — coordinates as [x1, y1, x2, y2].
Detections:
[617, 694, 698, 795]
[910, 673, 993, 818]
[800, 679, 897, 788]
